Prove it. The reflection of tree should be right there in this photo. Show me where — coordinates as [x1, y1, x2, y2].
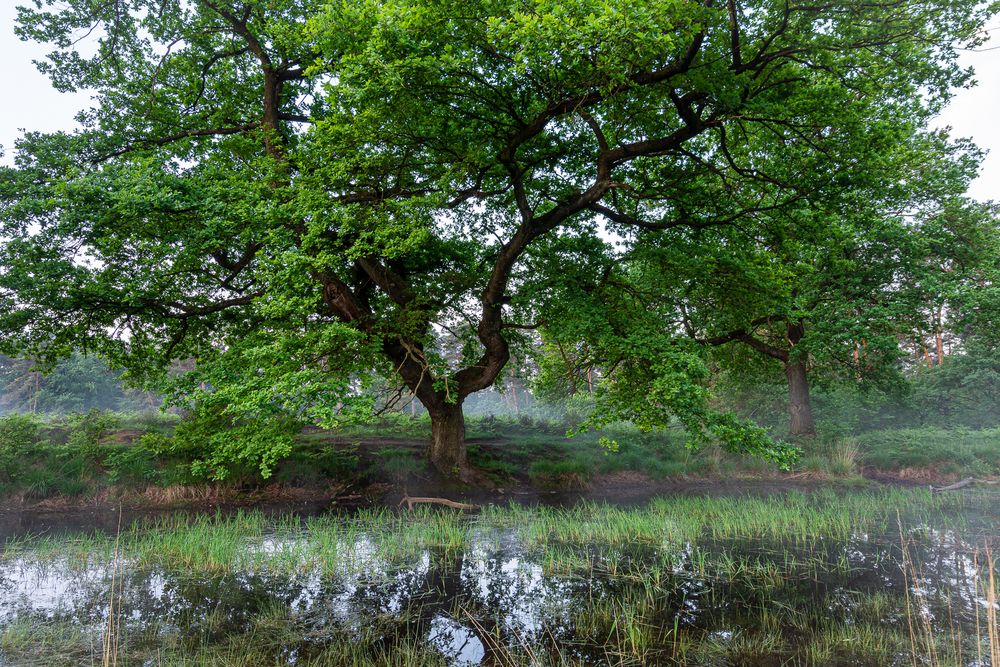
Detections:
[144, 571, 306, 640]
[342, 549, 503, 663]
[5, 524, 999, 665]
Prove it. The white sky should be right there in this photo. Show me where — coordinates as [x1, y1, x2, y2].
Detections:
[0, 4, 997, 201]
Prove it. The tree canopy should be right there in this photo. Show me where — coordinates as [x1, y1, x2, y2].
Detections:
[0, 0, 992, 478]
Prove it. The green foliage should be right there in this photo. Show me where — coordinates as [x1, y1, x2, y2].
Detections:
[165, 403, 299, 481]
[104, 439, 159, 485]
[0, 414, 43, 490]
[860, 428, 1000, 476]
[0, 413, 40, 453]
[0, 0, 993, 474]
[65, 408, 119, 451]
[118, 410, 181, 433]
[718, 349, 1000, 434]
[905, 352, 1000, 429]
[0, 354, 157, 414]
[578, 334, 800, 468]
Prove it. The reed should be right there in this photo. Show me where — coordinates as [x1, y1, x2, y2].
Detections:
[2, 488, 998, 666]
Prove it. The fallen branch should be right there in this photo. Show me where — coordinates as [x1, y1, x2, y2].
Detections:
[399, 494, 479, 511]
[928, 477, 993, 493]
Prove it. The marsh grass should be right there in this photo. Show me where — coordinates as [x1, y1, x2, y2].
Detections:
[2, 489, 999, 666]
[2, 488, 982, 575]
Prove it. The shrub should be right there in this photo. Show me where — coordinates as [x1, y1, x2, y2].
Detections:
[119, 410, 181, 433]
[528, 457, 592, 489]
[65, 409, 120, 452]
[0, 413, 40, 453]
[105, 439, 160, 485]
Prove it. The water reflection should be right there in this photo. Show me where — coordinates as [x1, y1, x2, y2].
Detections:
[1, 502, 998, 666]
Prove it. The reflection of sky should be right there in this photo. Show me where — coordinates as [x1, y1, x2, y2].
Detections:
[428, 615, 483, 666]
[1, 516, 999, 664]
[0, 556, 111, 623]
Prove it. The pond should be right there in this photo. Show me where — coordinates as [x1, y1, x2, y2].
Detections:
[1, 488, 998, 666]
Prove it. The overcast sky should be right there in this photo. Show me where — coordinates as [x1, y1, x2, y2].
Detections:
[1, 4, 997, 201]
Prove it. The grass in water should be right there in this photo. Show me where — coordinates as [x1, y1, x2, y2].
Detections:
[1, 488, 998, 666]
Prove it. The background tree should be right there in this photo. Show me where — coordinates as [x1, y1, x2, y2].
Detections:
[0, 0, 990, 478]
[667, 195, 979, 437]
[0, 355, 41, 414]
[0, 353, 155, 414]
[898, 200, 1000, 365]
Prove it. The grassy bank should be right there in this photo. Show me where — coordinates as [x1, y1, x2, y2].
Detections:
[3, 488, 972, 570]
[1, 410, 999, 503]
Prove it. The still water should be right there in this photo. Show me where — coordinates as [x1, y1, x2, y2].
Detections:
[1, 490, 998, 666]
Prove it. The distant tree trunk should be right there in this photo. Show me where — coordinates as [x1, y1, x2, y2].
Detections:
[428, 402, 468, 479]
[556, 341, 578, 395]
[785, 358, 816, 436]
[707, 319, 818, 437]
[784, 322, 815, 436]
[934, 304, 945, 366]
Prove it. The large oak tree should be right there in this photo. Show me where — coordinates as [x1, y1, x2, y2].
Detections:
[0, 0, 989, 478]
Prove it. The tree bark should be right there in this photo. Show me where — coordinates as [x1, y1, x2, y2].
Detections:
[428, 402, 469, 479]
[785, 358, 816, 436]
[782, 322, 815, 437]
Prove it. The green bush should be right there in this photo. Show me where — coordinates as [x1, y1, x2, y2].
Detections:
[105, 439, 160, 485]
[119, 410, 181, 433]
[18, 466, 59, 498]
[158, 403, 299, 481]
[65, 409, 120, 452]
[0, 413, 40, 453]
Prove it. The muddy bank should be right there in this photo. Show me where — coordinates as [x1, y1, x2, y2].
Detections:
[0, 469, 941, 541]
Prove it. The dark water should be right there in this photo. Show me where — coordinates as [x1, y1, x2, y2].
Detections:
[1, 493, 999, 666]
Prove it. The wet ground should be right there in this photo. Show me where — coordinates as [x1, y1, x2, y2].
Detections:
[1, 487, 998, 665]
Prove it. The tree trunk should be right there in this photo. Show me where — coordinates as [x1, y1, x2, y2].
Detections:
[934, 304, 945, 366]
[428, 403, 469, 478]
[785, 358, 816, 436]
